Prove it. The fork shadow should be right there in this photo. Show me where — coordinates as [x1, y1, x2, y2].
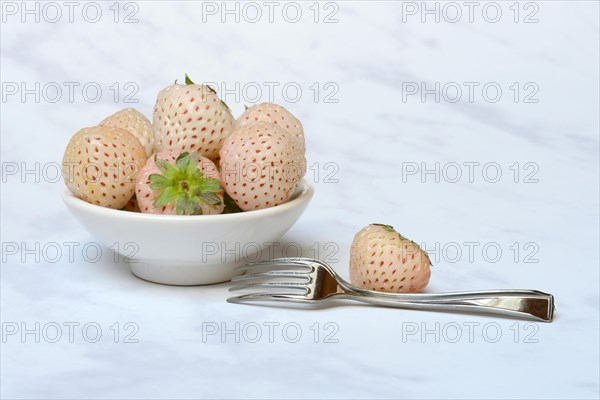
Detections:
[247, 232, 350, 272]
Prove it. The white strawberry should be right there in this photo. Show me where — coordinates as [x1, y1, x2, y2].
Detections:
[219, 122, 306, 211]
[350, 224, 431, 293]
[122, 195, 140, 212]
[136, 150, 224, 215]
[100, 108, 154, 157]
[236, 102, 305, 153]
[152, 75, 234, 160]
[62, 126, 147, 209]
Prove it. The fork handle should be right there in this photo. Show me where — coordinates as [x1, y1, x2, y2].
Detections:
[338, 288, 555, 322]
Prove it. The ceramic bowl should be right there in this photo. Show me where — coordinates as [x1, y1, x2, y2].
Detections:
[62, 180, 314, 285]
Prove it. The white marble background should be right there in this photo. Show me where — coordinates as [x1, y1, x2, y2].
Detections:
[1, 1, 599, 399]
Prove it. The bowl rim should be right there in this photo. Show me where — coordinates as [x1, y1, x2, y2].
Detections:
[62, 179, 314, 221]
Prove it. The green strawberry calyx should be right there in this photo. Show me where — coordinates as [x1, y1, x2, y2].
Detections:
[371, 223, 432, 265]
[371, 223, 401, 236]
[222, 192, 243, 214]
[148, 152, 222, 215]
[183, 73, 232, 114]
[184, 73, 195, 85]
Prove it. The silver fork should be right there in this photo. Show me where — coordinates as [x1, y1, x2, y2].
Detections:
[228, 258, 555, 322]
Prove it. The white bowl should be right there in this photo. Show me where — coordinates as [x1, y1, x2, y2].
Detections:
[62, 180, 314, 285]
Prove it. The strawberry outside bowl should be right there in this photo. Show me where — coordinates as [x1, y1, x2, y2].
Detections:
[62, 180, 314, 285]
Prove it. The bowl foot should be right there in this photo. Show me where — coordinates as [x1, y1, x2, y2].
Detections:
[129, 260, 240, 286]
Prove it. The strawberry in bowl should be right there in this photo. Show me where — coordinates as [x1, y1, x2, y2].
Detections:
[61, 76, 313, 285]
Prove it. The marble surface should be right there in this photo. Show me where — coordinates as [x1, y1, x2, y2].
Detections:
[1, 1, 599, 398]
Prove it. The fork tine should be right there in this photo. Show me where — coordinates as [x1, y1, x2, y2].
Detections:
[231, 271, 310, 283]
[234, 258, 310, 272]
[227, 293, 308, 304]
[249, 257, 319, 263]
[229, 282, 308, 293]
[239, 257, 321, 267]
[234, 261, 313, 273]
